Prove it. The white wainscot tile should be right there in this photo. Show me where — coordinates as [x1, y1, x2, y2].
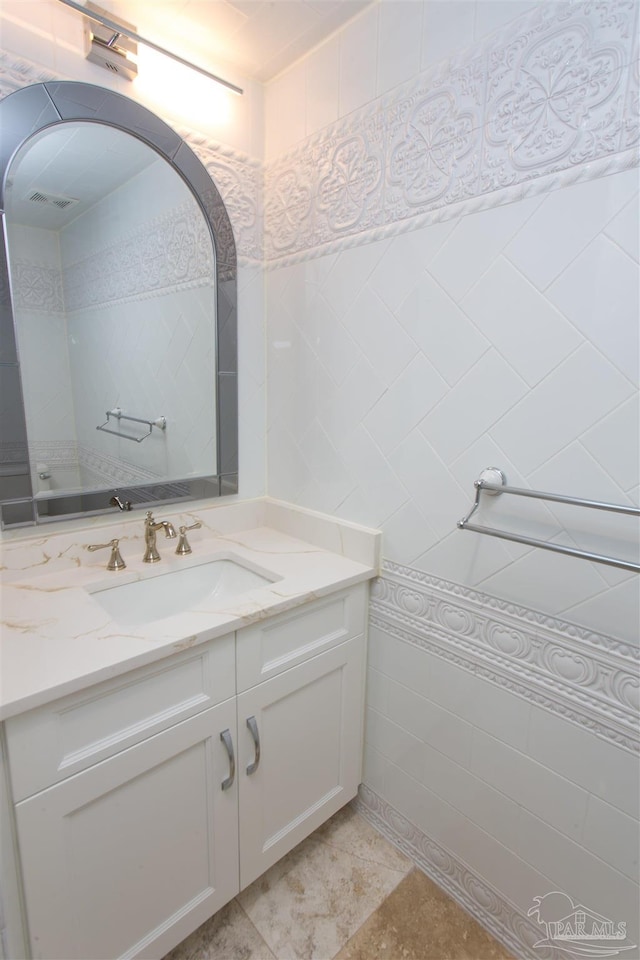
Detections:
[421, 0, 476, 71]
[516, 808, 640, 942]
[581, 398, 640, 495]
[560, 577, 640, 646]
[385, 679, 473, 769]
[548, 234, 640, 385]
[364, 354, 448, 457]
[462, 256, 582, 387]
[380, 501, 439, 567]
[418, 349, 528, 466]
[384, 766, 551, 916]
[605, 191, 640, 263]
[388, 429, 469, 540]
[303, 292, 360, 386]
[333, 424, 409, 527]
[318, 355, 386, 446]
[477, 540, 609, 615]
[583, 794, 640, 883]
[527, 705, 640, 820]
[363, 743, 390, 797]
[490, 344, 635, 475]
[269, 333, 320, 435]
[366, 708, 426, 784]
[414, 527, 519, 588]
[398, 217, 459, 266]
[474, 0, 539, 42]
[429, 194, 543, 301]
[528, 443, 638, 581]
[424, 655, 531, 751]
[339, 4, 379, 118]
[365, 665, 389, 715]
[377, 0, 424, 97]
[267, 422, 313, 504]
[305, 38, 340, 138]
[397, 270, 489, 386]
[419, 740, 522, 851]
[369, 231, 432, 314]
[322, 239, 391, 320]
[471, 728, 589, 842]
[505, 169, 640, 290]
[345, 287, 418, 383]
[296, 420, 355, 513]
[265, 63, 307, 159]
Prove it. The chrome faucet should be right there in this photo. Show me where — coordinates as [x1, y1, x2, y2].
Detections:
[143, 510, 176, 562]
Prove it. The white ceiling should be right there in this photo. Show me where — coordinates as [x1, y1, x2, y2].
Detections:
[95, 0, 374, 82]
[6, 123, 159, 228]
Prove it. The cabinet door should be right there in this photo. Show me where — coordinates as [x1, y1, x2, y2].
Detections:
[238, 637, 365, 889]
[14, 700, 239, 960]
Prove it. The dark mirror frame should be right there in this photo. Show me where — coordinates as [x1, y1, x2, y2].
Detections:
[0, 81, 238, 529]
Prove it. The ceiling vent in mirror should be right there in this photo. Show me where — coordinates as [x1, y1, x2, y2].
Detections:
[83, 1, 138, 81]
[26, 190, 79, 210]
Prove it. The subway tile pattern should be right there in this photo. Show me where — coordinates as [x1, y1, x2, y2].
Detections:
[264, 0, 639, 262]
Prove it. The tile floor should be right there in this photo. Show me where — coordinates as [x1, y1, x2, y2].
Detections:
[164, 804, 514, 960]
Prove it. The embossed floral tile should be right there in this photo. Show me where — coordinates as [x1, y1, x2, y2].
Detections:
[481, 1, 639, 189]
[263, 0, 639, 263]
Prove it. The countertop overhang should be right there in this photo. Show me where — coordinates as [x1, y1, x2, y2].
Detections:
[0, 499, 381, 720]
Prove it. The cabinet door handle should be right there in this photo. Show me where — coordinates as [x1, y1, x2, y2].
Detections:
[246, 716, 260, 775]
[220, 728, 235, 790]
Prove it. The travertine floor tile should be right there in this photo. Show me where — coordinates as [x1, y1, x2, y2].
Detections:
[162, 898, 276, 960]
[335, 868, 514, 960]
[238, 805, 412, 960]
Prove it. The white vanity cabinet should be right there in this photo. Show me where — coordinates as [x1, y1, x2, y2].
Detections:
[3, 585, 368, 960]
[236, 587, 366, 887]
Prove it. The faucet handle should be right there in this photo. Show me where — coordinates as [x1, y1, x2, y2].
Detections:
[85, 538, 126, 571]
[176, 520, 202, 555]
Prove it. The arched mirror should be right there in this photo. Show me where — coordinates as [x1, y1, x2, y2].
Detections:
[0, 82, 237, 528]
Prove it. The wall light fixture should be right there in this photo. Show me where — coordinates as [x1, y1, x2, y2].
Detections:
[57, 0, 244, 96]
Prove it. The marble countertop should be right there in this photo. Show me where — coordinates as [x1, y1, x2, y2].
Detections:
[0, 499, 380, 720]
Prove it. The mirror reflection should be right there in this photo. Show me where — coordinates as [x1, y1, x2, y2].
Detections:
[4, 121, 217, 504]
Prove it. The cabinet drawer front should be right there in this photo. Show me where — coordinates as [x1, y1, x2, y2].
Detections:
[236, 585, 367, 692]
[6, 635, 235, 801]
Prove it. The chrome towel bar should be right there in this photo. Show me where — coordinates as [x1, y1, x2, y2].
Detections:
[457, 468, 640, 573]
[96, 408, 166, 443]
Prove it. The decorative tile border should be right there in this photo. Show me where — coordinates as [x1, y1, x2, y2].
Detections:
[371, 560, 639, 755]
[0, 442, 28, 468]
[0, 53, 263, 266]
[77, 445, 158, 487]
[10, 262, 64, 312]
[264, 0, 639, 262]
[63, 199, 214, 311]
[3, 0, 639, 270]
[355, 785, 563, 960]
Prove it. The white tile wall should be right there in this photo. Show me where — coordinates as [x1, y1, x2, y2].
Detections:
[3, 1, 639, 956]
[267, 171, 640, 641]
[265, 6, 639, 953]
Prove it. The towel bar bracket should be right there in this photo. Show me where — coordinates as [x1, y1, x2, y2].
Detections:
[458, 467, 640, 573]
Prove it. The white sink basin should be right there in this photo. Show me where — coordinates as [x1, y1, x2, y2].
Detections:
[88, 557, 275, 628]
